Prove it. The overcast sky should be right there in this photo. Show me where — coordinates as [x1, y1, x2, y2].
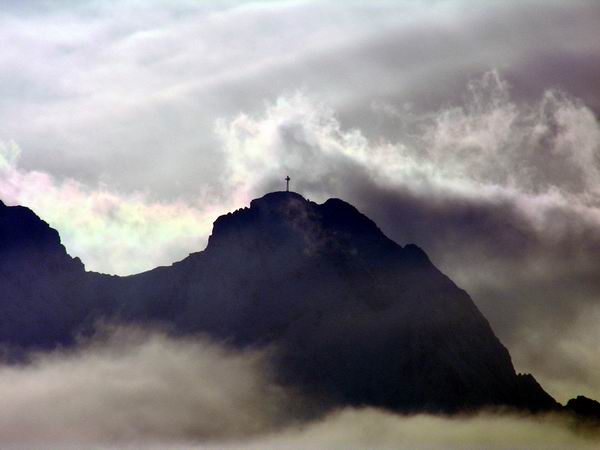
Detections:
[1, 0, 600, 404]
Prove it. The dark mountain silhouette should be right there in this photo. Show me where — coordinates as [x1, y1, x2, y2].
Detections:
[0, 199, 88, 350]
[566, 396, 600, 421]
[0, 193, 580, 413]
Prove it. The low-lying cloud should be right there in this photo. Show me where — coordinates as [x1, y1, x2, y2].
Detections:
[0, 326, 294, 447]
[0, 325, 598, 450]
[220, 408, 599, 450]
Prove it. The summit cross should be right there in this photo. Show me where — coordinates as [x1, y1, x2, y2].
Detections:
[285, 176, 290, 192]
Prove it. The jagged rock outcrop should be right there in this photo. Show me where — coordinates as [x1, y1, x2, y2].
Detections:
[0, 193, 564, 412]
[0, 200, 87, 350]
[566, 396, 600, 420]
[513, 373, 561, 412]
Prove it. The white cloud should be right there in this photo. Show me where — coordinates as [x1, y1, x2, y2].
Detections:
[217, 72, 600, 209]
[0, 325, 597, 450]
[0, 326, 293, 447]
[224, 408, 599, 450]
[0, 141, 226, 274]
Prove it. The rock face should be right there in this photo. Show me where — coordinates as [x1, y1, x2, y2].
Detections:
[0, 193, 561, 412]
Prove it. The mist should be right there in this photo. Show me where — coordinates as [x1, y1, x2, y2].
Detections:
[0, 326, 294, 447]
[0, 326, 597, 449]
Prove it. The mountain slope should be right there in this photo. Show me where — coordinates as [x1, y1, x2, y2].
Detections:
[0, 193, 559, 412]
[0, 199, 88, 350]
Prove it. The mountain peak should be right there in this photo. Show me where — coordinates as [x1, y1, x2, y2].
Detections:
[566, 395, 600, 420]
[249, 190, 307, 209]
[0, 193, 564, 413]
[0, 201, 84, 272]
[207, 191, 394, 257]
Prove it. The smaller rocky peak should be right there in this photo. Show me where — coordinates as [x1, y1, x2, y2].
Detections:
[0, 200, 84, 273]
[513, 373, 561, 412]
[399, 243, 432, 267]
[0, 203, 61, 251]
[566, 395, 600, 420]
[319, 197, 388, 240]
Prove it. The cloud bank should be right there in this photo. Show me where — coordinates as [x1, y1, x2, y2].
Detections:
[0, 326, 293, 447]
[222, 408, 599, 450]
[0, 326, 598, 450]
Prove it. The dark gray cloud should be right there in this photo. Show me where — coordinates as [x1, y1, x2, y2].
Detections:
[351, 183, 600, 401]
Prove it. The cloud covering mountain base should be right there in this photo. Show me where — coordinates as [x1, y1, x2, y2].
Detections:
[0, 326, 293, 446]
[0, 327, 597, 450]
